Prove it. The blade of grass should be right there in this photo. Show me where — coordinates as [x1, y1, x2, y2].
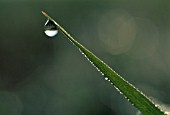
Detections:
[42, 11, 165, 115]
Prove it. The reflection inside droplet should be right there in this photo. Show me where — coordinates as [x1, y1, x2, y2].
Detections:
[44, 19, 58, 37]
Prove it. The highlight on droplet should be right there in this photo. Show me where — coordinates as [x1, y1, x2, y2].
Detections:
[105, 77, 109, 80]
[44, 30, 58, 37]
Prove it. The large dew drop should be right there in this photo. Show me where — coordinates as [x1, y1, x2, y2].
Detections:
[44, 19, 58, 37]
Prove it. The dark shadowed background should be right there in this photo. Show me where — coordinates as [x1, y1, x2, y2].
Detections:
[0, 0, 170, 115]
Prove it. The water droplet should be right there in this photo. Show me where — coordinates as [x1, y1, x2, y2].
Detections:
[114, 86, 123, 95]
[155, 104, 158, 107]
[105, 77, 108, 80]
[44, 19, 58, 37]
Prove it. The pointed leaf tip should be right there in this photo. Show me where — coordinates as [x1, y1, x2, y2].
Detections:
[41, 11, 46, 16]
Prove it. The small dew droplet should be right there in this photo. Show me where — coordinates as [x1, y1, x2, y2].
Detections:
[101, 73, 104, 76]
[105, 77, 108, 80]
[44, 19, 58, 37]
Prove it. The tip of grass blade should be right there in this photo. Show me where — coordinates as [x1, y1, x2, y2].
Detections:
[41, 11, 47, 16]
[41, 11, 45, 15]
[41, 11, 53, 22]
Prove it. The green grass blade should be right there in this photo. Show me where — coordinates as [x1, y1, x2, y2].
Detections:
[42, 11, 165, 115]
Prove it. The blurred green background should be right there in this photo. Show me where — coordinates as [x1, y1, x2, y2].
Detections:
[0, 0, 170, 115]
